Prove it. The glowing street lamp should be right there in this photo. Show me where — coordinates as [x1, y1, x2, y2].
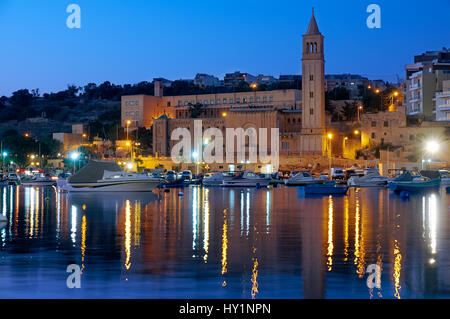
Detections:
[70, 152, 80, 173]
[126, 120, 131, 141]
[354, 130, 360, 135]
[422, 140, 440, 169]
[327, 133, 333, 179]
[426, 140, 439, 154]
[222, 112, 227, 118]
[358, 105, 363, 121]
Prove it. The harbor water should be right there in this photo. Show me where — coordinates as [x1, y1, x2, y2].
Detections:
[0, 185, 449, 299]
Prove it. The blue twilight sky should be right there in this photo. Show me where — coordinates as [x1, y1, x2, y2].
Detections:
[0, 0, 448, 96]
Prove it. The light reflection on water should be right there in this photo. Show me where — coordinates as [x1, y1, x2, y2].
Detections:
[0, 185, 449, 299]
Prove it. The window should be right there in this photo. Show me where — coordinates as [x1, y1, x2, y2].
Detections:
[310, 92, 314, 98]
[282, 142, 290, 150]
[256, 97, 260, 102]
[230, 98, 233, 103]
[211, 99, 214, 105]
[270, 96, 273, 102]
[371, 132, 375, 138]
[204, 100, 208, 105]
[184, 101, 188, 106]
[292, 118, 296, 123]
[216, 99, 220, 104]
[263, 96, 267, 102]
[250, 97, 254, 103]
[243, 97, 247, 103]
[384, 121, 389, 127]
[371, 121, 376, 127]
[178, 100, 182, 106]
[310, 75, 314, 81]
[236, 98, 240, 103]
[310, 108, 314, 115]
[287, 118, 291, 123]
[223, 98, 227, 104]
[167, 102, 171, 107]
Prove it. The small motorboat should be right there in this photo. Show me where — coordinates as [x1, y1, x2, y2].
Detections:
[438, 170, 450, 185]
[59, 160, 162, 192]
[388, 171, 440, 193]
[223, 171, 271, 187]
[21, 174, 57, 187]
[347, 172, 390, 187]
[285, 171, 325, 186]
[7, 173, 20, 185]
[298, 181, 349, 195]
[202, 172, 239, 186]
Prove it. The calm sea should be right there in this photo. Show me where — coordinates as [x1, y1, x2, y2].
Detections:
[0, 185, 449, 299]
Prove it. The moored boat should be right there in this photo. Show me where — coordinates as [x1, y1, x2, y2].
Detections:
[223, 171, 271, 187]
[298, 181, 349, 195]
[388, 171, 440, 193]
[202, 172, 240, 186]
[59, 160, 162, 192]
[347, 172, 390, 187]
[285, 171, 325, 186]
[21, 174, 57, 187]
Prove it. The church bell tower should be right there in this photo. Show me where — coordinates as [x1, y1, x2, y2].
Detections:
[301, 8, 326, 155]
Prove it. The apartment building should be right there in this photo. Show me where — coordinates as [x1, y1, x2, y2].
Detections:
[404, 48, 450, 117]
[436, 80, 450, 121]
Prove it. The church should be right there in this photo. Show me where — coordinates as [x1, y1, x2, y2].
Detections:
[122, 10, 339, 172]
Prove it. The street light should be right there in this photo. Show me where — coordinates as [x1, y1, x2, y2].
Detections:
[358, 105, 363, 121]
[126, 120, 131, 141]
[222, 112, 227, 118]
[327, 133, 333, 178]
[70, 152, 80, 173]
[422, 140, 440, 169]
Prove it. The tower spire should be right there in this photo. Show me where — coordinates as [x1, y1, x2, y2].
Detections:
[306, 8, 320, 35]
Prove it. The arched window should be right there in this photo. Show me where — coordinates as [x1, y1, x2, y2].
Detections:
[306, 42, 310, 53]
[314, 42, 317, 53]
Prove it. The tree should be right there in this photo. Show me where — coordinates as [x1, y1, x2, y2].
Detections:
[188, 103, 205, 118]
[10, 89, 33, 107]
[343, 101, 358, 121]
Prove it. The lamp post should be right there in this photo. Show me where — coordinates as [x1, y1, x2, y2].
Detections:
[126, 120, 131, 141]
[70, 152, 80, 174]
[327, 133, 333, 178]
[358, 105, 363, 122]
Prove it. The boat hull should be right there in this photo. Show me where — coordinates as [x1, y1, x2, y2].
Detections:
[223, 180, 271, 187]
[60, 180, 161, 192]
[388, 179, 440, 193]
[22, 182, 56, 187]
[285, 179, 324, 186]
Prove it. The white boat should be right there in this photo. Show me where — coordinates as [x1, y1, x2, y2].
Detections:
[348, 172, 390, 187]
[21, 175, 56, 187]
[59, 160, 162, 192]
[202, 172, 239, 186]
[285, 171, 324, 186]
[222, 171, 271, 187]
[439, 170, 450, 185]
